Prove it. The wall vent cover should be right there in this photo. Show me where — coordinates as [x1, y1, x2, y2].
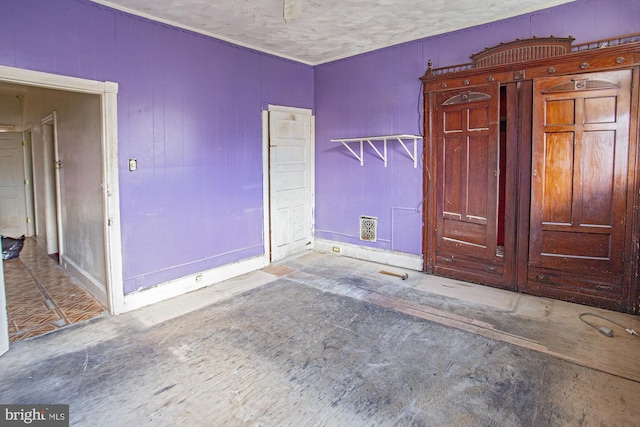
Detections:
[359, 216, 378, 242]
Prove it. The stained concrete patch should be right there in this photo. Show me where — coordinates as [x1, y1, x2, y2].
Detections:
[262, 264, 295, 277]
[1, 279, 638, 426]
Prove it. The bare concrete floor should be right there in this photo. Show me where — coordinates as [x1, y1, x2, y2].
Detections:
[1, 250, 639, 426]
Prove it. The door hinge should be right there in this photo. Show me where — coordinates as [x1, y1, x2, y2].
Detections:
[55, 160, 62, 169]
[107, 218, 113, 226]
[24, 179, 29, 185]
[22, 140, 26, 146]
[26, 217, 31, 224]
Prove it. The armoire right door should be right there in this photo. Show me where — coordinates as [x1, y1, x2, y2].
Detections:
[523, 69, 633, 310]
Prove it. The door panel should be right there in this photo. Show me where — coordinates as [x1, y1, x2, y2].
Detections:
[436, 87, 498, 259]
[269, 109, 313, 262]
[436, 84, 499, 260]
[433, 83, 512, 286]
[0, 133, 27, 237]
[526, 70, 632, 306]
[541, 132, 574, 225]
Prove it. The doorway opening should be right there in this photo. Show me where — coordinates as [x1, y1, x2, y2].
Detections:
[0, 65, 122, 350]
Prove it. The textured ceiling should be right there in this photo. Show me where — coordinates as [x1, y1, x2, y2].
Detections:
[96, 1, 574, 65]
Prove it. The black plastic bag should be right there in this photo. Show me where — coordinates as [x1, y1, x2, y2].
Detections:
[2, 235, 25, 260]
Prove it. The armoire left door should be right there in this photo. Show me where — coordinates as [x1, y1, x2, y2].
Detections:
[431, 83, 515, 289]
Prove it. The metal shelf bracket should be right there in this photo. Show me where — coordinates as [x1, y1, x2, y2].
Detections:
[331, 134, 421, 168]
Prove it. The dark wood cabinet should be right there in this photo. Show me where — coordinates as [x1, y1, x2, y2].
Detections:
[420, 34, 640, 313]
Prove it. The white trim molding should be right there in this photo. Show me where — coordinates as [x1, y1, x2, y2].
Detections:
[267, 104, 313, 115]
[123, 254, 269, 312]
[61, 255, 108, 307]
[88, 0, 314, 66]
[315, 238, 423, 271]
[261, 110, 270, 261]
[0, 65, 118, 95]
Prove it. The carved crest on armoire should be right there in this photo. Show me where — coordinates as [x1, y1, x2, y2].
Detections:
[420, 34, 640, 313]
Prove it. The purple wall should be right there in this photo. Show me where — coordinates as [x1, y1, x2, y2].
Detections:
[313, 0, 639, 256]
[1, 0, 637, 294]
[0, 0, 314, 293]
[314, 42, 425, 254]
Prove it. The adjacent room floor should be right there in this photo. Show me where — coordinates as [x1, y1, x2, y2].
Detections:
[3, 238, 106, 342]
[1, 250, 639, 426]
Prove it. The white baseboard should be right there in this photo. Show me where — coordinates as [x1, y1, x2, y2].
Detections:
[119, 241, 421, 314]
[61, 255, 108, 307]
[122, 254, 269, 313]
[315, 239, 423, 271]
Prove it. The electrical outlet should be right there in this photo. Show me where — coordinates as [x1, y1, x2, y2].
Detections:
[332, 246, 341, 253]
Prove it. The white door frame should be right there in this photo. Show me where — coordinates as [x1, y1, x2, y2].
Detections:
[22, 127, 36, 237]
[0, 64, 124, 315]
[0, 258, 8, 356]
[261, 104, 315, 262]
[41, 112, 63, 257]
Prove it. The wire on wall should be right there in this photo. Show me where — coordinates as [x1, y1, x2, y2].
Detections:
[415, 79, 431, 213]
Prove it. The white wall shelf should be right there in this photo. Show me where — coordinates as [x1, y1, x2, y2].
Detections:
[331, 134, 421, 168]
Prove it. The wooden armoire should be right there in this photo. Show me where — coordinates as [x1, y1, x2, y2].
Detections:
[420, 34, 640, 313]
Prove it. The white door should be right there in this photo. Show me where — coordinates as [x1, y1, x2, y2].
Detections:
[0, 133, 27, 237]
[269, 108, 314, 261]
[0, 258, 8, 356]
[23, 129, 36, 237]
[41, 114, 63, 258]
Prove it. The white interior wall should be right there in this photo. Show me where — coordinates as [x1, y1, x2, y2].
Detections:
[22, 87, 107, 299]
